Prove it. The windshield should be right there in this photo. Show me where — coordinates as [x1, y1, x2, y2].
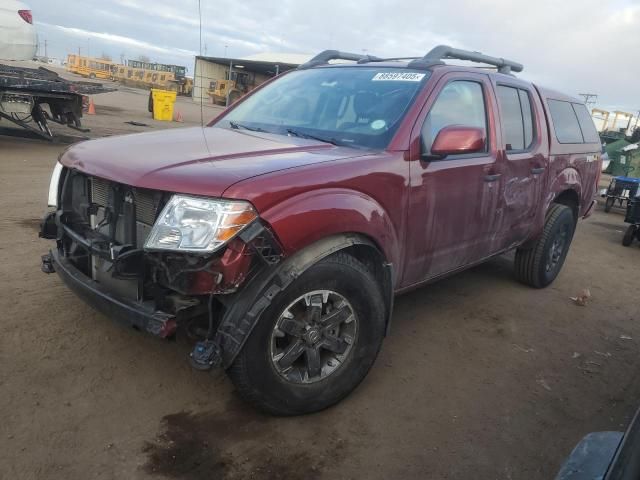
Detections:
[214, 67, 430, 149]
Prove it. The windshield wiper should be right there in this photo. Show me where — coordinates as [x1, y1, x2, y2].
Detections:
[229, 121, 265, 132]
[286, 128, 340, 146]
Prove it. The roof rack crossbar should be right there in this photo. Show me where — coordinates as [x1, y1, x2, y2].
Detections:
[298, 50, 382, 69]
[408, 45, 523, 74]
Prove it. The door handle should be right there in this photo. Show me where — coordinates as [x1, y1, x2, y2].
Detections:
[484, 174, 501, 182]
[531, 167, 545, 174]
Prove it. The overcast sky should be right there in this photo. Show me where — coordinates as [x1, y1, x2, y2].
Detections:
[29, 0, 639, 113]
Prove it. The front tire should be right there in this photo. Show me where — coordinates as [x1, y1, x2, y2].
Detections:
[514, 204, 576, 288]
[227, 253, 386, 416]
[622, 225, 637, 247]
[604, 197, 615, 213]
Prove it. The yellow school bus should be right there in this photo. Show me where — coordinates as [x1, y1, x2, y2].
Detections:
[112, 60, 192, 94]
[66, 54, 114, 80]
[65, 54, 192, 94]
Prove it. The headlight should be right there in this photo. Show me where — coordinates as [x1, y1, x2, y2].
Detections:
[144, 195, 257, 253]
[47, 162, 63, 207]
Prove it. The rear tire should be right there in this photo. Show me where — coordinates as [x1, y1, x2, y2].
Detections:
[622, 225, 637, 247]
[227, 252, 386, 416]
[604, 197, 615, 213]
[514, 204, 576, 288]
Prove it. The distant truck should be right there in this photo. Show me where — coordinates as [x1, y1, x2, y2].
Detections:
[0, 3, 113, 140]
[41, 46, 601, 415]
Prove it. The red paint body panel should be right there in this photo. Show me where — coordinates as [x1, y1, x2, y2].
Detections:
[59, 127, 360, 197]
[223, 154, 408, 280]
[60, 64, 601, 293]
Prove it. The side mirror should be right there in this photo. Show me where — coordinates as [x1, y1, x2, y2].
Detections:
[428, 125, 486, 158]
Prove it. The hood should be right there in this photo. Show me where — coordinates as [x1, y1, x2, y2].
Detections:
[60, 126, 365, 197]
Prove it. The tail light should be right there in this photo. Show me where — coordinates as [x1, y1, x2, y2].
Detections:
[18, 10, 33, 24]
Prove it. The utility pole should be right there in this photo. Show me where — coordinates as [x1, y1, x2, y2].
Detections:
[579, 93, 598, 109]
[224, 45, 228, 57]
[78, 46, 81, 57]
[44, 39, 48, 58]
[227, 59, 233, 107]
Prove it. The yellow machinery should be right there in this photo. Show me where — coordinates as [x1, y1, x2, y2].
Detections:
[112, 59, 191, 95]
[208, 79, 233, 105]
[66, 54, 114, 80]
[208, 78, 249, 106]
[66, 54, 192, 95]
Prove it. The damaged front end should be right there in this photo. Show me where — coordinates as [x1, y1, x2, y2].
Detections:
[40, 166, 283, 367]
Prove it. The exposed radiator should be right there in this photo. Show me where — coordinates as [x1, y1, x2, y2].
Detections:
[90, 176, 159, 225]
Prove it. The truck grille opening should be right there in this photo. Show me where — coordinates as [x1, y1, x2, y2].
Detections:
[90, 176, 159, 226]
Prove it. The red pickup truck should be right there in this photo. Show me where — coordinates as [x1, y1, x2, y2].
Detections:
[40, 46, 601, 415]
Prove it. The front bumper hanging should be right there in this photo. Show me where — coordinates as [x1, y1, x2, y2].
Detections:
[43, 249, 177, 338]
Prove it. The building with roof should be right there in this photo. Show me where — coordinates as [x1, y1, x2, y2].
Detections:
[192, 53, 312, 104]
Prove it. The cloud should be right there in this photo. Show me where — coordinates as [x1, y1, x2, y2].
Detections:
[27, 0, 640, 111]
[37, 22, 197, 57]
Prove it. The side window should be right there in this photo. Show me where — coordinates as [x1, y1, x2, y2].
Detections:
[519, 90, 534, 148]
[572, 103, 600, 143]
[496, 85, 535, 151]
[421, 80, 487, 156]
[548, 99, 583, 143]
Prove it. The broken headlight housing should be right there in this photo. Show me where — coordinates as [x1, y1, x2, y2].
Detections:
[144, 195, 257, 253]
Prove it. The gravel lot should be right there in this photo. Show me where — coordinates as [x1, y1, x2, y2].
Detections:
[1, 87, 639, 479]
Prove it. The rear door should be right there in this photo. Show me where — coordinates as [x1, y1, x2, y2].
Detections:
[403, 71, 504, 285]
[490, 78, 549, 245]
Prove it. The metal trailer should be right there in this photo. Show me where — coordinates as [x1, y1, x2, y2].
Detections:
[603, 176, 640, 213]
[622, 195, 640, 246]
[0, 63, 114, 141]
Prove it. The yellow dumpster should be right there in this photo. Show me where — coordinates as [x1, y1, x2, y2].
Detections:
[150, 88, 177, 121]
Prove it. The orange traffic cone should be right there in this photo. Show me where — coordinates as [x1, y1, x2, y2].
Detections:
[174, 110, 184, 123]
[87, 98, 96, 115]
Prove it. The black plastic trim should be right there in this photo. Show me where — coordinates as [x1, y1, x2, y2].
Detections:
[49, 249, 176, 338]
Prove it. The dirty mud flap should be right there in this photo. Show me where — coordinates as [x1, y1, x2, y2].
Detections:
[46, 249, 176, 337]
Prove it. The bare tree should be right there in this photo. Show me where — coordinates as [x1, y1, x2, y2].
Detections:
[100, 52, 112, 61]
[137, 54, 151, 63]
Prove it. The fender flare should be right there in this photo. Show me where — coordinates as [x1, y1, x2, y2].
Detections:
[214, 230, 394, 368]
[520, 168, 582, 249]
[543, 167, 582, 214]
[259, 188, 402, 272]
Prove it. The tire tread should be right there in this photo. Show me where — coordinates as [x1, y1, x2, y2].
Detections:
[515, 204, 573, 288]
[227, 252, 383, 416]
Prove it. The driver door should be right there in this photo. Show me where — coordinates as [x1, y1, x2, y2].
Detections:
[403, 72, 504, 286]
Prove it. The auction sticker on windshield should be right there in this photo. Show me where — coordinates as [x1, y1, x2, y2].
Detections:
[372, 72, 425, 81]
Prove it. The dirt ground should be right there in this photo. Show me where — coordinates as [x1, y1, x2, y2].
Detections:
[1, 106, 640, 479]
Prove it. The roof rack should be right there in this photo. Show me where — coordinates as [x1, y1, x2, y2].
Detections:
[298, 50, 383, 69]
[408, 45, 523, 74]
